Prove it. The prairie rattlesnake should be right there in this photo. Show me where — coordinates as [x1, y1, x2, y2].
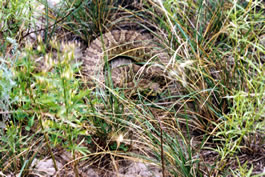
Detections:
[82, 29, 170, 93]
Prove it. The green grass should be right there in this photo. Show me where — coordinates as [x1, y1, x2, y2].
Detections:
[0, 0, 264, 176]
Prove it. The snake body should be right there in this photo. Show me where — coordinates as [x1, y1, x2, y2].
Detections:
[82, 30, 169, 90]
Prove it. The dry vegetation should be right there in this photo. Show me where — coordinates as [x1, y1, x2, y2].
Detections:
[0, 0, 264, 176]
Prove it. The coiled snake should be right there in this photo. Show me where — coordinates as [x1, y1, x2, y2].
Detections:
[82, 29, 169, 94]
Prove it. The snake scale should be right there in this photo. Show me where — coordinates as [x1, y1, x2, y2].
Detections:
[82, 29, 169, 92]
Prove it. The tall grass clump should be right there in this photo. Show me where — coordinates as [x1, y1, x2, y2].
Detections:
[45, 0, 121, 41]
[212, 0, 265, 174]
[143, 0, 265, 176]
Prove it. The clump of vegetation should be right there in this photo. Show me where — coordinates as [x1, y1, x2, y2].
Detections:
[0, 0, 264, 176]
[0, 0, 37, 52]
